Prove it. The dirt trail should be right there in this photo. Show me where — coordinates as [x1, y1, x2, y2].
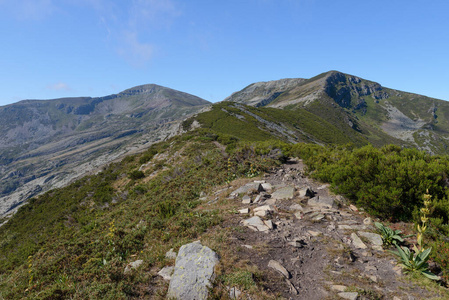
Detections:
[220, 158, 438, 299]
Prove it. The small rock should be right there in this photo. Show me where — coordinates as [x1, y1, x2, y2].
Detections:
[253, 194, 262, 203]
[268, 260, 291, 279]
[288, 240, 305, 248]
[363, 217, 372, 225]
[264, 219, 274, 230]
[358, 231, 383, 246]
[242, 216, 270, 232]
[238, 208, 250, 214]
[229, 287, 242, 299]
[165, 248, 177, 259]
[298, 186, 314, 198]
[338, 225, 353, 230]
[338, 292, 359, 300]
[294, 211, 303, 219]
[253, 205, 275, 218]
[289, 203, 303, 211]
[368, 275, 378, 282]
[124, 259, 144, 274]
[311, 213, 325, 221]
[331, 285, 347, 292]
[242, 195, 252, 204]
[286, 279, 299, 294]
[261, 182, 272, 192]
[393, 265, 402, 275]
[271, 186, 295, 201]
[308, 195, 335, 209]
[158, 266, 174, 281]
[243, 245, 253, 249]
[372, 245, 383, 251]
[308, 230, 322, 237]
[231, 182, 263, 196]
[351, 233, 367, 249]
[349, 204, 358, 212]
[365, 265, 377, 272]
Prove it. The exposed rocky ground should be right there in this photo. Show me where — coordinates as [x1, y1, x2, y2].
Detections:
[154, 158, 445, 299]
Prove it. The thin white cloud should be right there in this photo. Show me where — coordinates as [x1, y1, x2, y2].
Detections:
[117, 31, 154, 67]
[47, 82, 72, 91]
[128, 0, 180, 29]
[0, 0, 56, 20]
[91, 0, 181, 66]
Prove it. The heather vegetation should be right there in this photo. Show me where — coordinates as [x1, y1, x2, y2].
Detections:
[2, 124, 449, 297]
[0, 130, 282, 299]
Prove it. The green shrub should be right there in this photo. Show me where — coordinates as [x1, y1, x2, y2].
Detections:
[128, 170, 145, 180]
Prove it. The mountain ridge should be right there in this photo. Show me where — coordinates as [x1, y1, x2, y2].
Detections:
[0, 84, 210, 218]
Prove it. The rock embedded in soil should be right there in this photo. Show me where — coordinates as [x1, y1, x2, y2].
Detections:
[242, 216, 271, 232]
[124, 259, 143, 274]
[308, 195, 335, 209]
[242, 195, 252, 204]
[231, 182, 263, 196]
[165, 248, 177, 259]
[351, 232, 367, 249]
[158, 266, 174, 281]
[167, 241, 219, 300]
[268, 260, 291, 279]
[238, 208, 250, 214]
[358, 231, 383, 246]
[338, 292, 359, 300]
[271, 186, 295, 201]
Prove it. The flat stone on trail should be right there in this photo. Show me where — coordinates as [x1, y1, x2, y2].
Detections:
[271, 186, 295, 201]
[351, 233, 367, 249]
[167, 241, 219, 300]
[308, 195, 335, 209]
[289, 204, 303, 211]
[261, 182, 272, 192]
[298, 186, 314, 198]
[338, 292, 359, 300]
[231, 182, 263, 196]
[331, 285, 347, 292]
[253, 205, 274, 215]
[268, 260, 291, 279]
[242, 216, 270, 232]
[358, 231, 383, 246]
[238, 208, 249, 214]
[242, 195, 252, 204]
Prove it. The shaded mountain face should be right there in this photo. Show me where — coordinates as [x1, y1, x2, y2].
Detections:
[224, 71, 449, 153]
[0, 84, 210, 217]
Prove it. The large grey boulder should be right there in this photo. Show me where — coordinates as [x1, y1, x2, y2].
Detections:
[167, 241, 219, 300]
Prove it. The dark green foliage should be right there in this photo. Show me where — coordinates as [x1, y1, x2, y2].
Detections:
[288, 143, 449, 223]
[128, 170, 145, 180]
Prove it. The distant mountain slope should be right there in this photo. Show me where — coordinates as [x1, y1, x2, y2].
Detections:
[224, 71, 449, 153]
[0, 84, 210, 217]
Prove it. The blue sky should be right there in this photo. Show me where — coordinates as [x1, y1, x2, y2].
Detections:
[0, 0, 448, 106]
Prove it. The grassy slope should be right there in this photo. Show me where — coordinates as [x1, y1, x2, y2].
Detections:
[0, 131, 282, 299]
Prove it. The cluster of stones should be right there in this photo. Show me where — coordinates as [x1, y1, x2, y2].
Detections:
[143, 158, 426, 299]
[227, 166, 409, 299]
